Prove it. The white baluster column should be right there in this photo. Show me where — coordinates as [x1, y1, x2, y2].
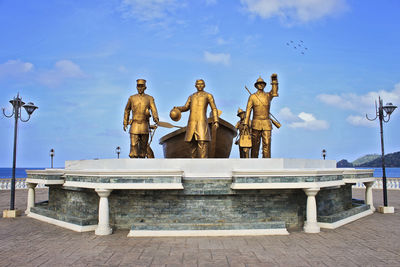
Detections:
[303, 187, 320, 233]
[364, 182, 375, 212]
[25, 182, 37, 214]
[95, 189, 113, 236]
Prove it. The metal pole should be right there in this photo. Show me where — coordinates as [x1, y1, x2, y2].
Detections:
[378, 100, 388, 206]
[10, 102, 19, 211]
[51, 155, 54, 168]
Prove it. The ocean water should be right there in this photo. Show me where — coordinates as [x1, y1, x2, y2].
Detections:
[1, 167, 400, 178]
[0, 168, 44, 178]
[355, 167, 400, 178]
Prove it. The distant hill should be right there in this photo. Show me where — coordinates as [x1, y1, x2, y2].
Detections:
[358, 152, 400, 167]
[337, 159, 353, 168]
[352, 154, 380, 166]
[336, 151, 400, 168]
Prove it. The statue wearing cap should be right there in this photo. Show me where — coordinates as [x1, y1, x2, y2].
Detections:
[244, 74, 279, 158]
[172, 79, 219, 158]
[124, 79, 159, 158]
[235, 108, 251, 158]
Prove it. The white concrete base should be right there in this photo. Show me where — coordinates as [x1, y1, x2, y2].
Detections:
[378, 206, 395, 214]
[95, 227, 113, 236]
[127, 228, 289, 237]
[318, 209, 373, 229]
[2, 209, 22, 218]
[303, 221, 321, 233]
[28, 212, 98, 232]
[65, 158, 337, 178]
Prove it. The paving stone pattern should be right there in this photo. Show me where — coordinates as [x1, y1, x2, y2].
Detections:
[1, 188, 400, 266]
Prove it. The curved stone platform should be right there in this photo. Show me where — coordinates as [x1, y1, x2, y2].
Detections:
[25, 159, 375, 237]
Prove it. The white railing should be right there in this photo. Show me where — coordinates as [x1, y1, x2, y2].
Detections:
[352, 178, 400, 190]
[0, 178, 46, 190]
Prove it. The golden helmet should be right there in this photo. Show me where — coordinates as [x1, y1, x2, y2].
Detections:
[237, 108, 245, 116]
[254, 76, 266, 87]
[170, 107, 181, 122]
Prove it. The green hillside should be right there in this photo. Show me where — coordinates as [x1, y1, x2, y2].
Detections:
[352, 154, 380, 166]
[358, 152, 400, 167]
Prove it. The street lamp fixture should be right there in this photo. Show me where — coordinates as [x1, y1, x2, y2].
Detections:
[116, 146, 121, 159]
[2, 93, 38, 212]
[322, 149, 326, 160]
[50, 149, 55, 168]
[366, 96, 397, 211]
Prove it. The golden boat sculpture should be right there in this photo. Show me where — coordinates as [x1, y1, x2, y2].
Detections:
[159, 118, 237, 158]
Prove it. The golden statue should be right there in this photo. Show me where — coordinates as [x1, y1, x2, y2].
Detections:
[172, 79, 219, 158]
[123, 79, 159, 158]
[235, 108, 251, 158]
[244, 74, 279, 158]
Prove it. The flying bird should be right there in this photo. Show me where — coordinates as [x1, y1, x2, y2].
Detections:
[286, 40, 308, 55]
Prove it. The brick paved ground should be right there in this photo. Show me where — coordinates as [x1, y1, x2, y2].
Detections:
[0, 188, 399, 266]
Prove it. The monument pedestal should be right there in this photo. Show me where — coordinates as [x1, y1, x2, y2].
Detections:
[26, 158, 375, 236]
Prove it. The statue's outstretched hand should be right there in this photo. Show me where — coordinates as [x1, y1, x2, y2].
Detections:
[123, 124, 127, 132]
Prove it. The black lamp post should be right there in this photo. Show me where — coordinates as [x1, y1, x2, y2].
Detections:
[116, 146, 121, 159]
[322, 149, 326, 160]
[50, 149, 55, 168]
[2, 94, 38, 211]
[366, 97, 397, 207]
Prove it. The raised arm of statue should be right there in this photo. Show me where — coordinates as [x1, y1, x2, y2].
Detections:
[270, 73, 279, 97]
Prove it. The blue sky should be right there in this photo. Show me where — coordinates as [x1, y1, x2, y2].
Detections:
[1, 0, 399, 167]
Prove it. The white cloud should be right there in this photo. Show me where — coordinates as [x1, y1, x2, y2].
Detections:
[318, 84, 400, 112]
[346, 115, 375, 127]
[0, 59, 34, 78]
[120, 0, 184, 23]
[278, 107, 329, 130]
[240, 0, 348, 24]
[38, 60, 85, 87]
[204, 51, 231, 66]
[317, 83, 400, 126]
[278, 107, 301, 122]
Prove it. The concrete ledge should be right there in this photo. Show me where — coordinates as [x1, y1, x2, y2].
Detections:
[231, 180, 344, 189]
[344, 177, 375, 184]
[28, 212, 97, 232]
[64, 169, 183, 177]
[318, 209, 373, 229]
[26, 178, 64, 185]
[63, 181, 184, 190]
[127, 229, 289, 237]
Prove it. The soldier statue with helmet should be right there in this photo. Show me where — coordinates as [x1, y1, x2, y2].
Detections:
[244, 74, 279, 158]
